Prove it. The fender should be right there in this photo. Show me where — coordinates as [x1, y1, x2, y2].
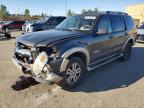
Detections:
[60, 47, 90, 72]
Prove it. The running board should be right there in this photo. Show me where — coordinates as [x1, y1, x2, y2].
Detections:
[87, 54, 123, 71]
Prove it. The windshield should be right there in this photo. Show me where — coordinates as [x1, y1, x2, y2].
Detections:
[56, 16, 96, 32]
[36, 17, 49, 23]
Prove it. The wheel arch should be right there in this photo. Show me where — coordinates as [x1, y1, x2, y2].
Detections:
[60, 47, 90, 72]
[122, 37, 134, 52]
[61, 47, 90, 65]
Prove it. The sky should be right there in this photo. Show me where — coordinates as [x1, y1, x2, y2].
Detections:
[0, 0, 144, 16]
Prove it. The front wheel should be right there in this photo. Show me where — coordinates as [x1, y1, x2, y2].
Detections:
[120, 42, 132, 61]
[59, 57, 84, 89]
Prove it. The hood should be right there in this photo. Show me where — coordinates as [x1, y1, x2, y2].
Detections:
[16, 29, 83, 47]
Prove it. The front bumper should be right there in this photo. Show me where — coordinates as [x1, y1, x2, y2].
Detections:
[12, 53, 63, 83]
[136, 34, 144, 43]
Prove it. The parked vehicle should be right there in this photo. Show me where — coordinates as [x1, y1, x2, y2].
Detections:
[0, 20, 25, 38]
[13, 11, 136, 89]
[136, 24, 144, 43]
[139, 22, 144, 26]
[22, 16, 66, 33]
[22, 20, 35, 34]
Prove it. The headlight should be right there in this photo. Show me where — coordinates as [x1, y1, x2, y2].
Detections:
[32, 51, 48, 76]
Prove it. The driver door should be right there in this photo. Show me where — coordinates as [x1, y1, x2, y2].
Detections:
[91, 15, 114, 62]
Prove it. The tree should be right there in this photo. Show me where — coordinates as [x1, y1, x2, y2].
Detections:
[67, 9, 75, 16]
[81, 8, 99, 14]
[24, 9, 30, 17]
[93, 8, 99, 13]
[81, 9, 87, 14]
[41, 12, 45, 17]
[0, 4, 7, 19]
[87, 9, 92, 13]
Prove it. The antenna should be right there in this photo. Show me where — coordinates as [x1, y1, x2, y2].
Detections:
[65, 0, 68, 16]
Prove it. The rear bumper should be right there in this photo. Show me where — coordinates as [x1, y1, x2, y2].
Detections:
[12, 53, 63, 83]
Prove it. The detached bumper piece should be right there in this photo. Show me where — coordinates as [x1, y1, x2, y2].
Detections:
[12, 52, 63, 84]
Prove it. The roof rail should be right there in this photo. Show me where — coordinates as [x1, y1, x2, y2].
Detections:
[101, 11, 128, 15]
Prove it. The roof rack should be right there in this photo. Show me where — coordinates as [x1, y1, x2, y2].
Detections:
[101, 11, 128, 15]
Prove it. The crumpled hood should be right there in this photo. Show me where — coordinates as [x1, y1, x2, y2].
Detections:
[16, 29, 82, 47]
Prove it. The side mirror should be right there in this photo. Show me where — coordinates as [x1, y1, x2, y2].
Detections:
[96, 28, 108, 35]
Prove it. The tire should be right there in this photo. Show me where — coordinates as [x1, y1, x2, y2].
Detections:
[59, 57, 84, 90]
[120, 42, 132, 61]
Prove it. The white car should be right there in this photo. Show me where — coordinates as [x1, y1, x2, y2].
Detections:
[136, 24, 144, 42]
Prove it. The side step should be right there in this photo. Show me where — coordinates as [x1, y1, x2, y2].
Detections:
[87, 54, 123, 71]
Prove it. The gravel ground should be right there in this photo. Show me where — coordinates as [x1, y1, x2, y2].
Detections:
[0, 31, 144, 108]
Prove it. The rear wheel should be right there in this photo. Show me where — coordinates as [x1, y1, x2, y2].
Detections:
[59, 57, 84, 89]
[120, 42, 132, 61]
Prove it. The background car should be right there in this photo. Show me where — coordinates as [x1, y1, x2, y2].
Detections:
[22, 16, 66, 33]
[0, 20, 25, 38]
[22, 20, 35, 34]
[136, 24, 144, 42]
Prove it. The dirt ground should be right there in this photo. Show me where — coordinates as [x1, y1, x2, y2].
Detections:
[0, 31, 144, 108]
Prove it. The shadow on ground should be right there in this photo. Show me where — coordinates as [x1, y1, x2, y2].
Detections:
[71, 46, 144, 92]
[11, 76, 39, 91]
[11, 46, 144, 92]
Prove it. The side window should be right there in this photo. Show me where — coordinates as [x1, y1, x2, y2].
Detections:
[11, 21, 15, 24]
[123, 16, 135, 30]
[14, 21, 19, 24]
[112, 16, 124, 32]
[48, 17, 59, 25]
[96, 15, 112, 34]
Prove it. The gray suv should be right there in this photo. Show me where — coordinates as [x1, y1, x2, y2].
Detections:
[22, 16, 66, 34]
[13, 11, 137, 89]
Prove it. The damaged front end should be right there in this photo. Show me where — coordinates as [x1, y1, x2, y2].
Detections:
[12, 42, 63, 84]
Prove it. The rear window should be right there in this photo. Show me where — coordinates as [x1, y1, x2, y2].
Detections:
[112, 16, 124, 32]
[123, 16, 135, 30]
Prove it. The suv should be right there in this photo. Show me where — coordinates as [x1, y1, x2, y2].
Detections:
[0, 21, 25, 38]
[13, 11, 137, 89]
[22, 16, 66, 34]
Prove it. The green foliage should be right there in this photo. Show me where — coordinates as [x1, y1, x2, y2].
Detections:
[41, 12, 47, 18]
[0, 4, 8, 19]
[67, 9, 75, 16]
[81, 9, 87, 14]
[81, 8, 99, 14]
[24, 9, 30, 17]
